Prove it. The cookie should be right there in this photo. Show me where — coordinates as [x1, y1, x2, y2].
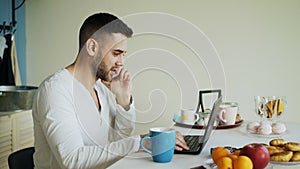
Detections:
[270, 151, 293, 162]
[266, 146, 285, 155]
[269, 138, 286, 146]
[285, 142, 300, 151]
[291, 151, 300, 162]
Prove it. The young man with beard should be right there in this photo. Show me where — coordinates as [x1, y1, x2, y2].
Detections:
[32, 13, 188, 169]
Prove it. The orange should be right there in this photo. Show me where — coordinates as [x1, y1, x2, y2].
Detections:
[227, 154, 238, 169]
[228, 154, 238, 161]
[216, 157, 233, 169]
[233, 149, 240, 156]
[211, 147, 230, 163]
[233, 155, 253, 169]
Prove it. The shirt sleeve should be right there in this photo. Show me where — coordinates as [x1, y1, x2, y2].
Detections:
[108, 98, 137, 142]
[34, 81, 140, 169]
[97, 80, 137, 142]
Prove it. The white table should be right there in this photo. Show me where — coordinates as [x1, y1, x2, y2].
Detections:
[108, 122, 300, 169]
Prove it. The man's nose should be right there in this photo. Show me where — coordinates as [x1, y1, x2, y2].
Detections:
[116, 55, 124, 66]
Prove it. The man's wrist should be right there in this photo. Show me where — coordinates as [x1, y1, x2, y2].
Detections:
[116, 95, 132, 111]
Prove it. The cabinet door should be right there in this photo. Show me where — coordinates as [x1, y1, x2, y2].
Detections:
[0, 110, 34, 169]
[12, 110, 34, 152]
[0, 116, 12, 169]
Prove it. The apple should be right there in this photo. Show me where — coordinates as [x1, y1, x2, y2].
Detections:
[240, 143, 270, 169]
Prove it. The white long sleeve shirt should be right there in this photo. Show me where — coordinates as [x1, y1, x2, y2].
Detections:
[32, 69, 140, 169]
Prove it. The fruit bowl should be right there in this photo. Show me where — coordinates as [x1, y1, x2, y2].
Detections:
[210, 144, 270, 169]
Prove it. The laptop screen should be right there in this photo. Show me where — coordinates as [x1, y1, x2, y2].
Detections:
[174, 96, 222, 155]
[200, 96, 222, 145]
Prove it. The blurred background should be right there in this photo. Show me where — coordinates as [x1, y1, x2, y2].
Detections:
[1, 0, 299, 134]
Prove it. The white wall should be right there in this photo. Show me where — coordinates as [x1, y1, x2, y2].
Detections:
[26, 0, 300, 134]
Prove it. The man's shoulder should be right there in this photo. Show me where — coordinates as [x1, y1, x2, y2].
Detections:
[39, 69, 71, 91]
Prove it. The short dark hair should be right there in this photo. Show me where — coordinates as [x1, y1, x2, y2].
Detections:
[79, 13, 133, 49]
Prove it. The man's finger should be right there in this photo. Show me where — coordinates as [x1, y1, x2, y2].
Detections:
[175, 131, 189, 150]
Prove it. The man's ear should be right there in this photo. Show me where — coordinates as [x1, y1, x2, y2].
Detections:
[86, 38, 99, 56]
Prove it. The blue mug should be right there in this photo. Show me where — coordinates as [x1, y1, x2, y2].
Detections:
[140, 127, 176, 163]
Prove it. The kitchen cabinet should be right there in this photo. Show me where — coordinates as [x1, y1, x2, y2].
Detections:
[0, 110, 34, 169]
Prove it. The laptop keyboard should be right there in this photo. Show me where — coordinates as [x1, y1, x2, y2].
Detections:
[184, 135, 202, 151]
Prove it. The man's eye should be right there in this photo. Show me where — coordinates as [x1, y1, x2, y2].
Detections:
[114, 52, 124, 57]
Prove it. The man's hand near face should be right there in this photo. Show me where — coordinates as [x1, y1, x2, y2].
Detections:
[102, 67, 132, 110]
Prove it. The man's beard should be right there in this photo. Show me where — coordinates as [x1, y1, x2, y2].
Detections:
[96, 61, 111, 82]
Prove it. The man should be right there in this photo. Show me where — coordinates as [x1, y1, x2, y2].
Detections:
[32, 12, 188, 169]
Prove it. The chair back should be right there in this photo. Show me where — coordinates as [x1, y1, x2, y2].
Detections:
[8, 147, 35, 169]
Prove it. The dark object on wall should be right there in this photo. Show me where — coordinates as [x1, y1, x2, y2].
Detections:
[0, 34, 15, 85]
[0, 0, 26, 33]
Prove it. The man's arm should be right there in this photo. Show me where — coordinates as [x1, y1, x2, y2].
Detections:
[109, 67, 132, 111]
[34, 81, 139, 169]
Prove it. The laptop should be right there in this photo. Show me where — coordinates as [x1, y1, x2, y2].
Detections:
[174, 96, 222, 155]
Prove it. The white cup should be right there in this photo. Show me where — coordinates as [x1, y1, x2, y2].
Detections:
[218, 102, 238, 125]
[181, 109, 200, 125]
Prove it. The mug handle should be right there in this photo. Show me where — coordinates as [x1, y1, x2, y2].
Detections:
[140, 136, 152, 154]
[194, 113, 200, 123]
[218, 109, 227, 123]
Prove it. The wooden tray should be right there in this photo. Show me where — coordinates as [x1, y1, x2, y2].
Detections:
[173, 115, 243, 129]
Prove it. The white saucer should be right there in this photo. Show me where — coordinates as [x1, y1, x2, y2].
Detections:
[240, 127, 287, 138]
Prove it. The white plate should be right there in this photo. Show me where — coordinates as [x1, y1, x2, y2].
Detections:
[270, 161, 300, 165]
[240, 127, 287, 138]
